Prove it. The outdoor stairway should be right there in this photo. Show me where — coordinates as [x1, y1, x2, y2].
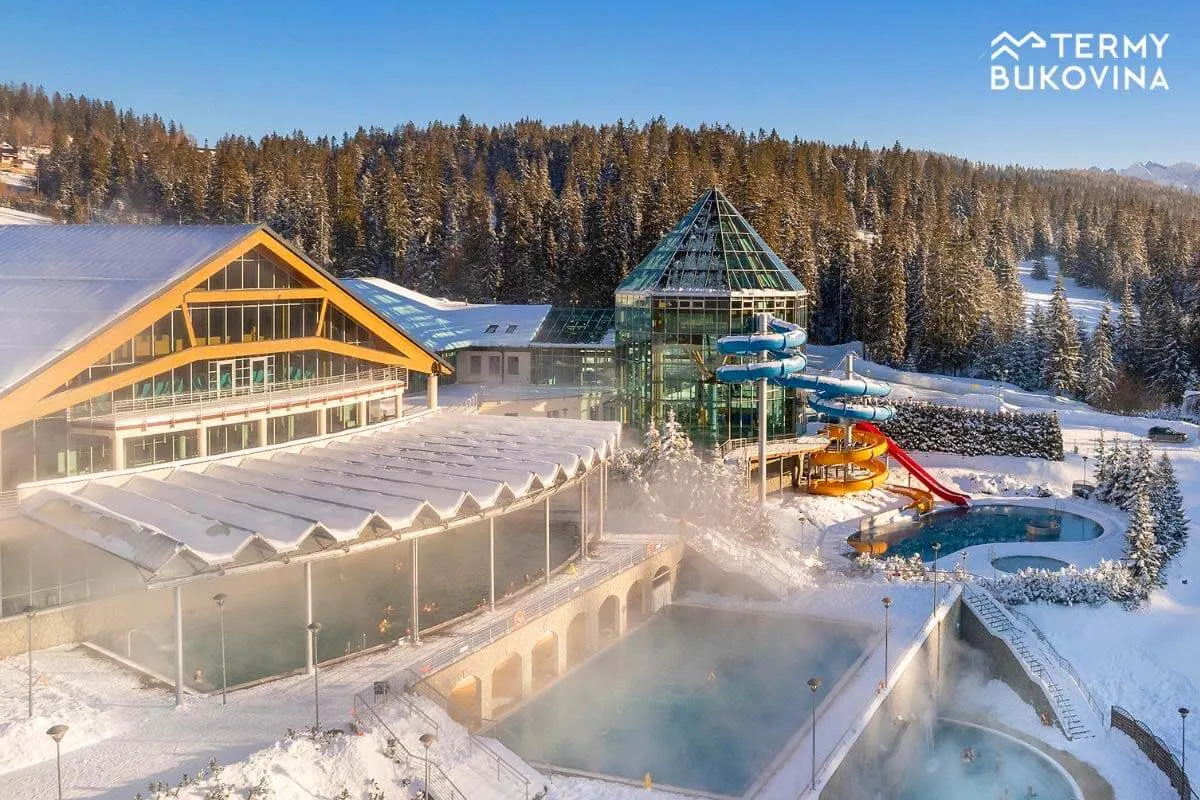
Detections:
[963, 585, 1096, 740]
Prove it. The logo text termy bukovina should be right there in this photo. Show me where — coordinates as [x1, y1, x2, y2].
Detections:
[990, 32, 1170, 92]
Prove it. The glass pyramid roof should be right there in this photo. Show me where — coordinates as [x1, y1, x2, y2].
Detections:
[616, 188, 807, 295]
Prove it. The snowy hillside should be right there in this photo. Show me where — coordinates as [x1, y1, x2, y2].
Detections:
[1020, 255, 1116, 332]
[0, 206, 50, 225]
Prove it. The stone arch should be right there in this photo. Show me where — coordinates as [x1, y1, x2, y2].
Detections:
[530, 631, 559, 690]
[448, 675, 482, 725]
[598, 594, 621, 640]
[626, 579, 648, 628]
[491, 652, 523, 716]
[565, 611, 591, 668]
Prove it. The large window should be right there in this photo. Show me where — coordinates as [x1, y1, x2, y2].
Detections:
[124, 430, 198, 469]
[203, 247, 310, 290]
[207, 421, 261, 456]
[367, 397, 397, 425]
[326, 402, 361, 435]
[267, 411, 320, 445]
[190, 301, 321, 344]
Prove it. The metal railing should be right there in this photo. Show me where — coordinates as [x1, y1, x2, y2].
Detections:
[963, 585, 1092, 740]
[97, 366, 407, 418]
[1007, 606, 1107, 725]
[1111, 705, 1198, 799]
[352, 691, 467, 800]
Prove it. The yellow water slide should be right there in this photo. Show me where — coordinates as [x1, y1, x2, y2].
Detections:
[808, 425, 890, 495]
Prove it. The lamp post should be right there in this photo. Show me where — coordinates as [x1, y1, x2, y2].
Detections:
[213, 593, 228, 705]
[1181, 707, 1191, 799]
[419, 732, 437, 797]
[807, 677, 822, 792]
[23, 604, 36, 719]
[882, 597, 893, 687]
[306, 622, 322, 732]
[931, 542, 942, 683]
[46, 724, 68, 800]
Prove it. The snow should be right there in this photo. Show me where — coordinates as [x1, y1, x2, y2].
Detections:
[0, 204, 48, 223]
[1020, 255, 1117, 332]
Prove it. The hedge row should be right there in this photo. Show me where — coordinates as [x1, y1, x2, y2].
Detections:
[877, 401, 1063, 460]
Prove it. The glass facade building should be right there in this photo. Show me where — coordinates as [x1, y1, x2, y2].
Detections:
[616, 189, 810, 446]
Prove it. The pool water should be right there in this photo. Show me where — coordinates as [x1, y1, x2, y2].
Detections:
[895, 720, 1080, 800]
[498, 605, 872, 796]
[992, 555, 1071, 574]
[873, 505, 1102, 561]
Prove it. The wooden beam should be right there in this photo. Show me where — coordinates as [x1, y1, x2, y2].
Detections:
[183, 288, 326, 304]
[315, 297, 329, 337]
[178, 301, 197, 347]
[0, 228, 446, 425]
[25, 338, 414, 423]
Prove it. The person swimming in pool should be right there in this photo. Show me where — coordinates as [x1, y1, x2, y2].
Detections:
[707, 671, 718, 682]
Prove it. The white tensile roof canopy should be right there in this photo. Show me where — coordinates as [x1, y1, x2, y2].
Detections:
[17, 413, 620, 586]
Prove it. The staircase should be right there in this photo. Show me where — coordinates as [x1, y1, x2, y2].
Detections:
[963, 585, 1095, 740]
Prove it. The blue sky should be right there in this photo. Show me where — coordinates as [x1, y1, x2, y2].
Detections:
[1, 0, 1195, 168]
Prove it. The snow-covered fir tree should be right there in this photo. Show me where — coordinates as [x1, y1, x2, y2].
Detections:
[1031, 257, 1050, 280]
[1042, 275, 1082, 396]
[1083, 305, 1117, 408]
[1151, 453, 1188, 559]
[1124, 487, 1164, 593]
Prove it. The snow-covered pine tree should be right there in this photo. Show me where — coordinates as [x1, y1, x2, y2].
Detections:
[1122, 441, 1156, 512]
[1042, 275, 1083, 396]
[1031, 257, 1049, 280]
[1093, 432, 1111, 496]
[1084, 305, 1117, 409]
[1124, 487, 1164, 593]
[1151, 453, 1189, 559]
[1116, 280, 1141, 378]
[1099, 440, 1131, 506]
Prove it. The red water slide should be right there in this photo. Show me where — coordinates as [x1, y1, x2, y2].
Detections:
[856, 422, 971, 507]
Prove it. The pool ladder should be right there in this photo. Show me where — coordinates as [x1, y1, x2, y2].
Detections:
[963, 586, 1094, 740]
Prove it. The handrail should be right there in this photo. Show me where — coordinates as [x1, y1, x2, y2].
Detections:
[355, 699, 468, 800]
[1007, 606, 1107, 724]
[97, 366, 408, 417]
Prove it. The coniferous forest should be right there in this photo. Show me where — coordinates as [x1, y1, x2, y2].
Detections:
[5, 83, 1200, 409]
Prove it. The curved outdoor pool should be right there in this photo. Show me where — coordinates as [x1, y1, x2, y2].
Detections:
[895, 719, 1082, 800]
[992, 555, 1071, 574]
[866, 504, 1102, 561]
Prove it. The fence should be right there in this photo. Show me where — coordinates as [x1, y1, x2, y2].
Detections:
[1111, 705, 1197, 799]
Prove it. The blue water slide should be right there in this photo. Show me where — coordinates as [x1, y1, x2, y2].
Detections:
[713, 313, 894, 423]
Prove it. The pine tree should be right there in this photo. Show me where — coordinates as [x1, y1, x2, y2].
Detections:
[1084, 305, 1117, 408]
[1125, 487, 1164, 591]
[1092, 432, 1110, 493]
[1117, 280, 1141, 377]
[1042, 275, 1082, 396]
[1151, 453, 1188, 559]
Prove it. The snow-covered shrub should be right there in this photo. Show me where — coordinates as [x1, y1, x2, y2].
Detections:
[879, 401, 1064, 460]
[851, 552, 929, 581]
[613, 409, 779, 542]
[982, 560, 1134, 606]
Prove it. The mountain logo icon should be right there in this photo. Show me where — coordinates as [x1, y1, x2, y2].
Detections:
[990, 31, 1047, 61]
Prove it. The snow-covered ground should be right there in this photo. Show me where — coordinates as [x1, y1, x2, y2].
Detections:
[1020, 254, 1117, 332]
[0, 204, 50, 224]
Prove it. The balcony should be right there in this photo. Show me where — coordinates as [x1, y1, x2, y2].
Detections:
[76, 366, 408, 430]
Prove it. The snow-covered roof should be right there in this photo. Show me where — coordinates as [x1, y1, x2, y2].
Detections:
[344, 277, 554, 351]
[15, 413, 619, 584]
[0, 224, 260, 393]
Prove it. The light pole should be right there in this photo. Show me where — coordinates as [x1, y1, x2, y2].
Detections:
[931, 542, 942, 683]
[213, 593, 228, 705]
[306, 622, 322, 732]
[1181, 707, 1191, 800]
[807, 677, 822, 792]
[882, 597, 892, 687]
[23, 604, 36, 719]
[46, 724, 68, 800]
[420, 732, 436, 797]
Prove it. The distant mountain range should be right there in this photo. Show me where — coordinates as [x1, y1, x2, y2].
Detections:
[1090, 161, 1200, 193]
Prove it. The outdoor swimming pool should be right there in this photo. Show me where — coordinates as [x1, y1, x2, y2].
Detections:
[991, 555, 1071, 574]
[498, 604, 873, 796]
[895, 719, 1082, 800]
[870, 505, 1102, 561]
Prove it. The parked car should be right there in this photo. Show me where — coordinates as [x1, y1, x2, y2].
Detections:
[1148, 425, 1189, 443]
